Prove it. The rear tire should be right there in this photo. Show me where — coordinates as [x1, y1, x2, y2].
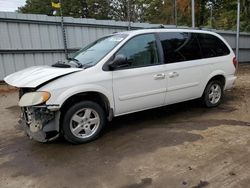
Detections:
[62, 101, 106, 144]
[203, 80, 223, 108]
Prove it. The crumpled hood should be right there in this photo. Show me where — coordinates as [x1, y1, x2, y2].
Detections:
[4, 66, 82, 88]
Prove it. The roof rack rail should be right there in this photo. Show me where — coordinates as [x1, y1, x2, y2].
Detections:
[144, 25, 165, 29]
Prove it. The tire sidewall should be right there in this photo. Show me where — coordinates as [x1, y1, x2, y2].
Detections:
[204, 80, 224, 107]
[62, 101, 106, 144]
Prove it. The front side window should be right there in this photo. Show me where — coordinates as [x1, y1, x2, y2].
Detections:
[116, 34, 160, 68]
[71, 34, 128, 67]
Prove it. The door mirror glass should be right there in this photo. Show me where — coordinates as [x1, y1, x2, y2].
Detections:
[109, 54, 129, 70]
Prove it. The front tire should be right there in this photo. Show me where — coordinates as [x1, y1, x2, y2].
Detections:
[62, 101, 106, 144]
[203, 80, 223, 107]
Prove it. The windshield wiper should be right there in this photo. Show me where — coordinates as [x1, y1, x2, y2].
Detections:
[67, 57, 83, 68]
[81, 61, 94, 69]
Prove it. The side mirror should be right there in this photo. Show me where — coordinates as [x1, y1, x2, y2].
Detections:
[109, 54, 129, 70]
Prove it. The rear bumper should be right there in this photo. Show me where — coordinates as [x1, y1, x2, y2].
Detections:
[225, 75, 237, 90]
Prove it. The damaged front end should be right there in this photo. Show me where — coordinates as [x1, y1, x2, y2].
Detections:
[19, 88, 60, 142]
[3, 65, 83, 142]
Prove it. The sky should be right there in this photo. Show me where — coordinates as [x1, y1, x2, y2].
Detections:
[0, 0, 26, 12]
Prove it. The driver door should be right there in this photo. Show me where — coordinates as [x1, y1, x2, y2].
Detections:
[112, 34, 167, 115]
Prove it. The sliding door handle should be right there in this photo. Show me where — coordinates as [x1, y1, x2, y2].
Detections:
[153, 73, 165, 80]
[169, 72, 179, 78]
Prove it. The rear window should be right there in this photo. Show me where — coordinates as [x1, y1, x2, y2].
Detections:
[197, 33, 230, 58]
[158, 32, 230, 64]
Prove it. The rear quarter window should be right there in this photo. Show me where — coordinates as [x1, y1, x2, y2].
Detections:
[197, 33, 230, 58]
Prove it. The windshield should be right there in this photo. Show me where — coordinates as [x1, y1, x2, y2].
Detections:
[70, 34, 128, 68]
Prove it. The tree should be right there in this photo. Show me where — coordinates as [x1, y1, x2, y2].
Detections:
[18, 0, 111, 19]
[241, 0, 250, 31]
[177, 0, 191, 26]
[17, 0, 250, 32]
[17, 0, 53, 15]
[109, 0, 149, 22]
[142, 0, 173, 24]
[88, 0, 110, 19]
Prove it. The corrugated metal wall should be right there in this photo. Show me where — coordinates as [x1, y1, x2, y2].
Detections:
[0, 12, 250, 80]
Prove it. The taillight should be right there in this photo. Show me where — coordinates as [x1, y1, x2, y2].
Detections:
[233, 57, 238, 68]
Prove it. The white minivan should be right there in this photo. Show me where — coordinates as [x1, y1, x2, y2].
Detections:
[4, 29, 237, 144]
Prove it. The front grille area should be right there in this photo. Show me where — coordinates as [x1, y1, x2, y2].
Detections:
[21, 105, 55, 126]
[18, 88, 59, 142]
[22, 107, 33, 125]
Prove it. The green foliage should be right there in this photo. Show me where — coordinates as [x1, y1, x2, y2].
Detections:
[142, 0, 174, 24]
[18, 0, 111, 19]
[17, 0, 53, 15]
[17, 0, 250, 32]
[201, 0, 250, 32]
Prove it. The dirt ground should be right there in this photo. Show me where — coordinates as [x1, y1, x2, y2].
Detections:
[0, 64, 250, 188]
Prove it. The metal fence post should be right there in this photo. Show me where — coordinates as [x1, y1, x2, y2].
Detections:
[59, 0, 68, 59]
[236, 0, 240, 61]
[192, 0, 195, 28]
[127, 0, 131, 30]
[174, 0, 177, 27]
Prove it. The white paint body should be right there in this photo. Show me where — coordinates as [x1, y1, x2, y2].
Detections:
[5, 29, 237, 117]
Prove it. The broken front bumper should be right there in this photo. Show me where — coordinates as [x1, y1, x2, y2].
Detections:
[19, 106, 60, 142]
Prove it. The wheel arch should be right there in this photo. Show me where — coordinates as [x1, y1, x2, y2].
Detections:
[60, 91, 113, 123]
[202, 72, 226, 95]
